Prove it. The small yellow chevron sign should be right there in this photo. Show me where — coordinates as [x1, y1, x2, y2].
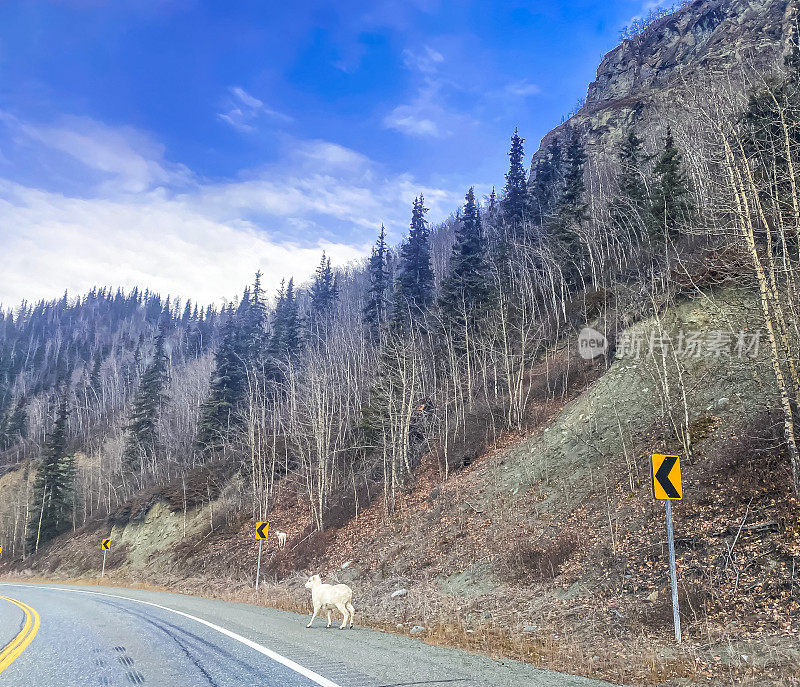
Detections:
[652, 454, 682, 500]
[0, 544, 3, 556]
[255, 522, 269, 540]
[101, 539, 111, 550]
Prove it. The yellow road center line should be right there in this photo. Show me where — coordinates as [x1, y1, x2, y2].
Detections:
[0, 598, 31, 661]
[0, 596, 40, 675]
[0, 597, 39, 671]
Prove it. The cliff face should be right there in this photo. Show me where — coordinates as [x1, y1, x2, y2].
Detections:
[586, 0, 789, 107]
[532, 0, 797, 164]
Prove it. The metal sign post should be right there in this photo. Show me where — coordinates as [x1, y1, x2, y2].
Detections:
[255, 539, 263, 589]
[651, 454, 683, 643]
[254, 522, 269, 589]
[101, 539, 111, 578]
[665, 499, 681, 643]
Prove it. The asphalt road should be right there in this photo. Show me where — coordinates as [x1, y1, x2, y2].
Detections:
[0, 583, 616, 687]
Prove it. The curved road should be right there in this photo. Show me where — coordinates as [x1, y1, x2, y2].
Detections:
[0, 583, 614, 687]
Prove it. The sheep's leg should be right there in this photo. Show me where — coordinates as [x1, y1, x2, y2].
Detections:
[346, 602, 355, 628]
[307, 604, 320, 628]
[335, 602, 349, 630]
[326, 610, 332, 628]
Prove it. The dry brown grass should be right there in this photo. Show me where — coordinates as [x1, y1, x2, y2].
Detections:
[498, 532, 580, 583]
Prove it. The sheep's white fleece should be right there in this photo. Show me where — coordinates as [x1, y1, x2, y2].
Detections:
[304, 574, 355, 629]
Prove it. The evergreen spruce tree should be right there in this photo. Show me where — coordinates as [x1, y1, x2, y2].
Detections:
[268, 278, 302, 363]
[527, 137, 563, 226]
[123, 319, 169, 470]
[9, 398, 26, 439]
[236, 286, 251, 319]
[27, 388, 75, 551]
[186, 321, 202, 359]
[439, 187, 492, 329]
[189, 307, 213, 358]
[610, 129, 653, 232]
[197, 273, 271, 449]
[554, 129, 588, 236]
[651, 126, 694, 236]
[0, 396, 26, 449]
[268, 280, 287, 359]
[501, 128, 528, 230]
[543, 129, 587, 286]
[89, 349, 103, 393]
[393, 196, 434, 328]
[240, 271, 270, 365]
[485, 186, 499, 226]
[309, 253, 338, 315]
[363, 225, 390, 339]
[308, 253, 339, 341]
[197, 315, 244, 449]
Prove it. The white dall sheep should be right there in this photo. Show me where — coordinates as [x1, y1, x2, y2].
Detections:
[304, 574, 355, 630]
[277, 531, 287, 548]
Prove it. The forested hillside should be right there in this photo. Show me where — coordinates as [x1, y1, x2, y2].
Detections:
[1, 0, 799, 553]
[2, 0, 800, 682]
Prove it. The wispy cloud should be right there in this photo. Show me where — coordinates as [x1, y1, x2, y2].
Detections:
[383, 45, 476, 139]
[383, 101, 444, 137]
[217, 86, 293, 133]
[402, 46, 444, 74]
[504, 80, 541, 97]
[0, 116, 461, 307]
[0, 111, 192, 194]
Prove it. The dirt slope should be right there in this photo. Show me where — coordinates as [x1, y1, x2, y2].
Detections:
[6, 287, 799, 685]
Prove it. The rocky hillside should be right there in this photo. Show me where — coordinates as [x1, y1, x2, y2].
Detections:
[532, 0, 797, 161]
[588, 0, 790, 105]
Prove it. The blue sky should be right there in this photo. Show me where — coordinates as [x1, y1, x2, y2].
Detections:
[0, 0, 657, 307]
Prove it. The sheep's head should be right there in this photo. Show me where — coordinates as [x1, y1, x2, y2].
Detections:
[304, 574, 321, 589]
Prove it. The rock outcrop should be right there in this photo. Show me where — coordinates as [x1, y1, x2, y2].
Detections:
[531, 0, 798, 166]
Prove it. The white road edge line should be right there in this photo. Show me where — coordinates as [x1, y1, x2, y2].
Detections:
[0, 584, 342, 687]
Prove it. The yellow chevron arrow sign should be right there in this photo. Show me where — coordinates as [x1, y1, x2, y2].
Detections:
[652, 454, 682, 500]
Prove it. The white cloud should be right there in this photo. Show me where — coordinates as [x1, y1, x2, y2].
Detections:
[504, 80, 541, 97]
[295, 140, 372, 172]
[229, 86, 263, 110]
[383, 46, 474, 139]
[383, 104, 442, 137]
[402, 46, 444, 74]
[0, 117, 461, 308]
[0, 181, 367, 308]
[217, 86, 293, 133]
[0, 111, 192, 194]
